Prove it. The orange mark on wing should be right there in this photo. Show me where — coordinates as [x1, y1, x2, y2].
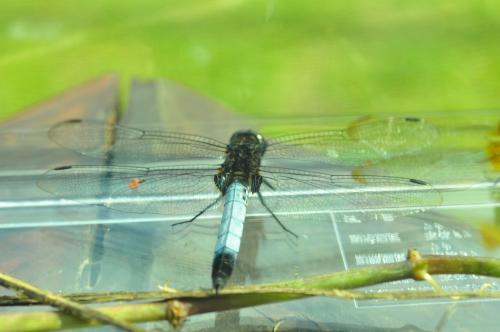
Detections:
[351, 161, 373, 184]
[479, 224, 500, 250]
[487, 141, 500, 171]
[128, 178, 145, 190]
[346, 115, 373, 140]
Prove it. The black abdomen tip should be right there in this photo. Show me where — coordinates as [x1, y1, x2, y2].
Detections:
[213, 278, 225, 293]
[211, 251, 236, 290]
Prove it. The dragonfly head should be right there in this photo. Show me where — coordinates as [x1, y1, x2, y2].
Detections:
[229, 130, 267, 152]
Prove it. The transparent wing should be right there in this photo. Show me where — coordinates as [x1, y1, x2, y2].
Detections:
[37, 164, 221, 216]
[48, 119, 227, 162]
[264, 117, 438, 165]
[250, 166, 442, 218]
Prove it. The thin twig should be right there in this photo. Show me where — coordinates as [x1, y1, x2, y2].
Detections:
[0, 290, 169, 306]
[1, 288, 500, 331]
[2, 251, 500, 330]
[0, 271, 146, 332]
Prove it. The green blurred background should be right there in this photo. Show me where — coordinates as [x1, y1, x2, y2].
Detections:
[0, 0, 499, 121]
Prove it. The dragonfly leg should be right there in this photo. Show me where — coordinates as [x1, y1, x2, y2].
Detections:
[257, 191, 298, 238]
[172, 196, 223, 227]
[262, 178, 276, 190]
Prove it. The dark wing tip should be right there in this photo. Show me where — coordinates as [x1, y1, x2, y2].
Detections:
[49, 119, 83, 139]
[404, 117, 421, 123]
[53, 165, 73, 171]
[409, 178, 428, 185]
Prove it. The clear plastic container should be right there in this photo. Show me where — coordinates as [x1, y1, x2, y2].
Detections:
[1, 77, 499, 331]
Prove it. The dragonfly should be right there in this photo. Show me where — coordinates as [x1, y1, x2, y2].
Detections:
[38, 117, 442, 290]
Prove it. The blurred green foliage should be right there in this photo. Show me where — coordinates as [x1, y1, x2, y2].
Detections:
[0, 0, 499, 120]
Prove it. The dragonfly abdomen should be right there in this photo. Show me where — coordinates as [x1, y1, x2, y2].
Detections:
[212, 180, 248, 290]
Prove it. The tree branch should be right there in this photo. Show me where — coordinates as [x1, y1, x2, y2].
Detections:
[1, 250, 499, 331]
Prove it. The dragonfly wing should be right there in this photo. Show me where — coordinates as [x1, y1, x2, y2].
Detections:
[264, 117, 438, 166]
[250, 166, 442, 219]
[37, 164, 222, 216]
[48, 119, 227, 162]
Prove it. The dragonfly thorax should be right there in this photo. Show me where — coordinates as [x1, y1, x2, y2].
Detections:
[216, 130, 267, 194]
